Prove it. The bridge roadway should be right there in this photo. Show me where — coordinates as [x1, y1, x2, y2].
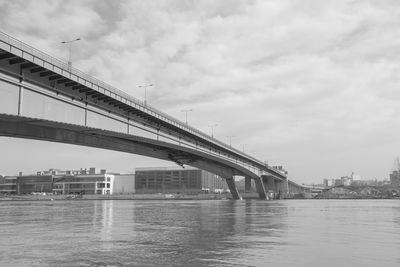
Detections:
[0, 31, 307, 199]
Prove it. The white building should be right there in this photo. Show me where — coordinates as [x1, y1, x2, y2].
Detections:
[52, 168, 135, 195]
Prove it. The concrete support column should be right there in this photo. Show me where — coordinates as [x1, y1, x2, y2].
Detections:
[263, 175, 276, 199]
[269, 177, 276, 194]
[254, 176, 267, 199]
[261, 176, 267, 191]
[283, 179, 289, 198]
[275, 180, 287, 199]
[225, 177, 241, 200]
[245, 177, 252, 193]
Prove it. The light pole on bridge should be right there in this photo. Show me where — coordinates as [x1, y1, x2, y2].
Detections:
[180, 109, 193, 125]
[226, 135, 235, 146]
[208, 124, 218, 138]
[241, 143, 247, 153]
[138, 84, 153, 106]
[61, 38, 81, 71]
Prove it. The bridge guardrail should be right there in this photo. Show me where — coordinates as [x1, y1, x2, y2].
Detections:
[0, 30, 283, 176]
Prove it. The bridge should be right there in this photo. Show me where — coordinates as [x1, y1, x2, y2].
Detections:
[0, 31, 308, 199]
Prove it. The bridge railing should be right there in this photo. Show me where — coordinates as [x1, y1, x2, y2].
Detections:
[0, 31, 282, 175]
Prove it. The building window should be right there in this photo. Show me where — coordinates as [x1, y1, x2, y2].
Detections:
[107, 177, 110, 182]
[107, 183, 110, 188]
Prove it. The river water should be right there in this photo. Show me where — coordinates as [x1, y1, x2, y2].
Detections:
[0, 199, 399, 267]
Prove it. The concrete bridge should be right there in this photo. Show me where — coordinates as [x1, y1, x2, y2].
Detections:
[0, 31, 308, 199]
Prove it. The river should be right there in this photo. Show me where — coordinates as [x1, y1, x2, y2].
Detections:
[0, 199, 399, 266]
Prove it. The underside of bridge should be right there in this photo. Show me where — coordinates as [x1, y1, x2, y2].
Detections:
[0, 32, 298, 200]
[0, 114, 270, 199]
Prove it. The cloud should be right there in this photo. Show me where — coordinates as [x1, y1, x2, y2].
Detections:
[1, 0, 400, 182]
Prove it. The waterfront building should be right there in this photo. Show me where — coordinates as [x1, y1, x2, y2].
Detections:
[17, 174, 54, 194]
[390, 170, 400, 187]
[53, 171, 135, 195]
[341, 176, 353, 186]
[53, 172, 114, 195]
[323, 179, 336, 187]
[135, 167, 228, 194]
[334, 179, 343, 186]
[53, 168, 135, 195]
[0, 168, 135, 195]
[0, 176, 17, 194]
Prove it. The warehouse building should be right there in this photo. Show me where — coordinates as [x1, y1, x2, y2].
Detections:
[0, 176, 17, 194]
[135, 167, 228, 194]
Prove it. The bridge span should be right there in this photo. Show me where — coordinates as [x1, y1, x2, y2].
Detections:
[0, 31, 307, 199]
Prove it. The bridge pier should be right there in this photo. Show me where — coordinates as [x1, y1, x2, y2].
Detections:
[262, 175, 276, 199]
[253, 176, 267, 199]
[261, 175, 290, 199]
[275, 180, 283, 199]
[275, 180, 288, 199]
[225, 177, 241, 200]
[245, 177, 252, 193]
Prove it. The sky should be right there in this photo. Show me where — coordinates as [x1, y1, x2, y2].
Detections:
[1, 0, 400, 184]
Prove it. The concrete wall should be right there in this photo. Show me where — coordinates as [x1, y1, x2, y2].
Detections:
[113, 174, 135, 194]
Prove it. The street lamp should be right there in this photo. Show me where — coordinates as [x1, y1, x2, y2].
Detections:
[61, 38, 81, 71]
[180, 109, 193, 125]
[208, 124, 218, 138]
[241, 143, 247, 153]
[226, 135, 235, 146]
[138, 84, 153, 106]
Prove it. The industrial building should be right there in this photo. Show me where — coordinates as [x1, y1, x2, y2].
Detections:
[0, 168, 135, 195]
[0, 176, 17, 194]
[390, 170, 400, 187]
[17, 174, 54, 194]
[390, 158, 400, 187]
[135, 167, 228, 194]
[53, 171, 135, 195]
[1, 166, 228, 196]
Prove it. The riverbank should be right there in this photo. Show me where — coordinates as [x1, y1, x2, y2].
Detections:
[0, 193, 232, 201]
[1, 193, 398, 201]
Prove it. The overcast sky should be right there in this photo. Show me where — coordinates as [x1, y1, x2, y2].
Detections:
[1, 0, 400, 184]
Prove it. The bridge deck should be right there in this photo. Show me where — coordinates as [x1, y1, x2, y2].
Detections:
[0, 31, 287, 180]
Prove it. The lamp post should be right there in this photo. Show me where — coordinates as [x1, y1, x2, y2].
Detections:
[226, 135, 235, 146]
[241, 143, 247, 153]
[180, 109, 193, 125]
[61, 38, 81, 71]
[208, 124, 218, 138]
[138, 84, 153, 106]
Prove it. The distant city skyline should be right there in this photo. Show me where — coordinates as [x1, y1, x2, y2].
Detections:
[1, 1, 400, 184]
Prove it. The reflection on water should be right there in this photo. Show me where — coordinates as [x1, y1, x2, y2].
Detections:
[0, 200, 399, 266]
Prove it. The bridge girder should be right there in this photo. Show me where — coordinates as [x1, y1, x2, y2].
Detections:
[0, 36, 288, 197]
[0, 114, 268, 199]
[9, 58, 25, 65]
[0, 53, 15, 60]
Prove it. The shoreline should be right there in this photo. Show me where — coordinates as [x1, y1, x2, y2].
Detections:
[1, 194, 399, 201]
[0, 193, 232, 201]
